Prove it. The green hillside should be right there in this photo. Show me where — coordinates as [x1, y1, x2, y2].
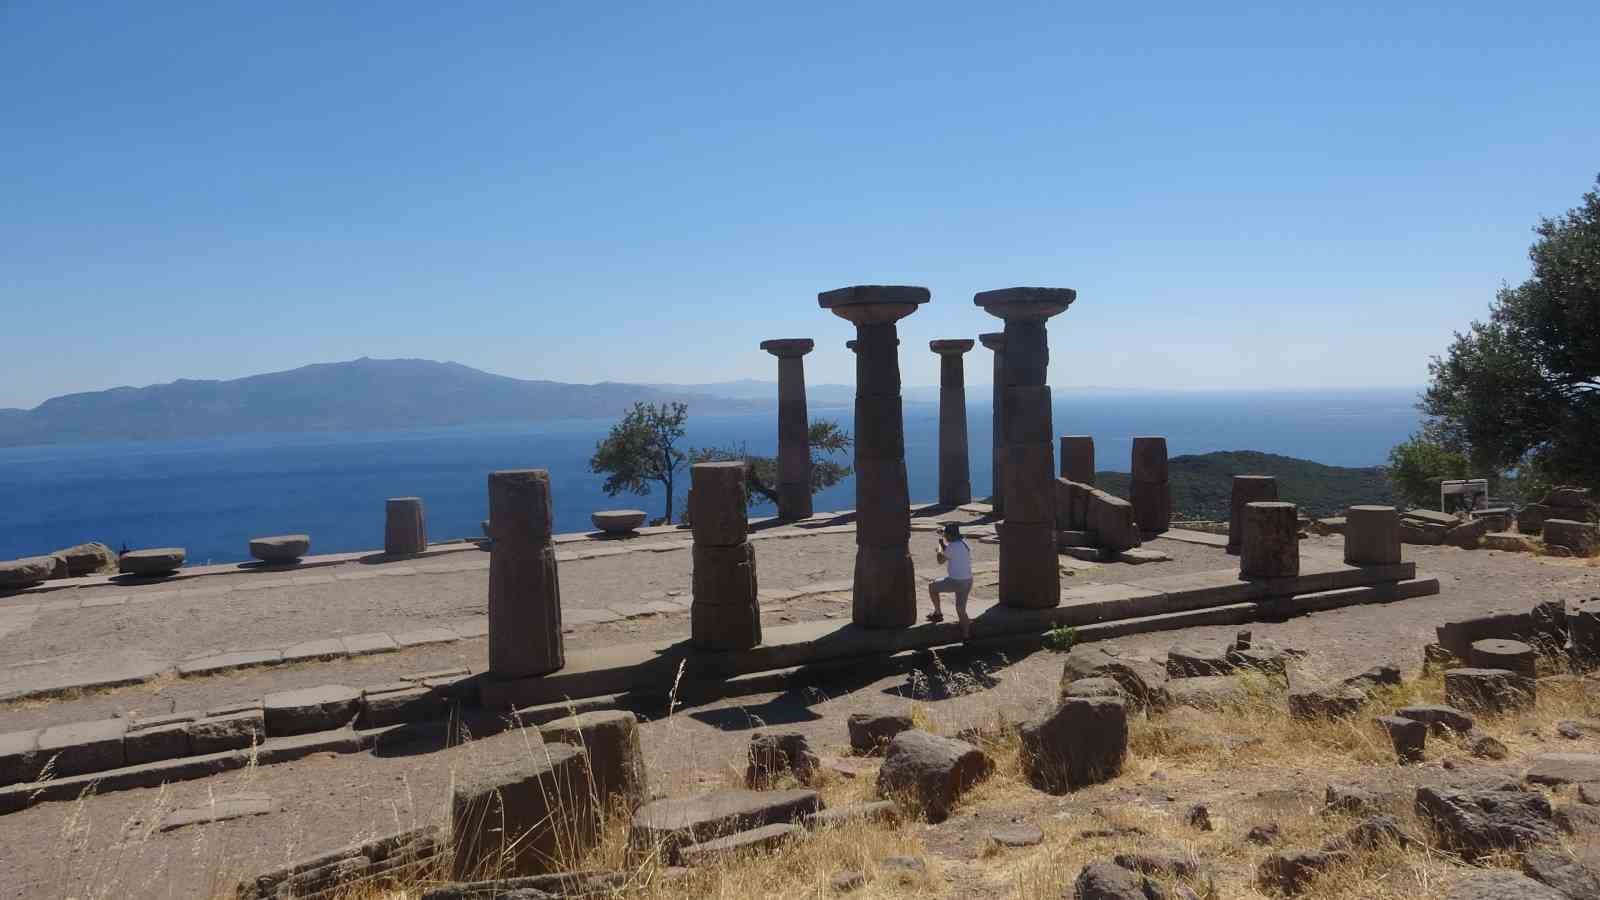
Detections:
[1094, 450, 1394, 520]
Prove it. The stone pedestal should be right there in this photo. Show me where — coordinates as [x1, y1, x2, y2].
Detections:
[450, 743, 595, 880]
[930, 339, 975, 506]
[976, 287, 1075, 609]
[820, 285, 929, 629]
[1130, 437, 1170, 534]
[1345, 505, 1401, 565]
[979, 332, 1006, 515]
[384, 497, 427, 555]
[1059, 435, 1094, 485]
[759, 339, 815, 521]
[488, 470, 564, 677]
[1226, 476, 1279, 554]
[689, 461, 760, 649]
[1240, 501, 1300, 578]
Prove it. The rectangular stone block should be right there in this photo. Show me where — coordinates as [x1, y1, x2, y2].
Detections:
[487, 469, 554, 539]
[1001, 385, 1053, 445]
[852, 546, 917, 629]
[690, 596, 762, 650]
[343, 632, 400, 655]
[488, 542, 564, 678]
[37, 718, 126, 777]
[996, 521, 1060, 609]
[265, 685, 363, 736]
[450, 743, 596, 881]
[1130, 437, 1168, 482]
[359, 685, 444, 729]
[692, 543, 758, 606]
[1000, 443, 1056, 525]
[1059, 436, 1095, 485]
[281, 638, 349, 664]
[0, 730, 42, 786]
[1088, 490, 1140, 552]
[853, 395, 907, 462]
[1131, 478, 1171, 533]
[853, 458, 911, 546]
[689, 463, 749, 545]
[187, 710, 265, 754]
[124, 722, 191, 765]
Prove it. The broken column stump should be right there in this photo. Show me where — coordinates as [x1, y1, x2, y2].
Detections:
[1227, 475, 1278, 554]
[487, 470, 564, 678]
[820, 285, 929, 629]
[1059, 435, 1094, 485]
[1130, 436, 1171, 534]
[930, 339, 975, 506]
[759, 338, 816, 521]
[1345, 505, 1402, 565]
[1241, 501, 1300, 578]
[977, 286, 1075, 609]
[450, 743, 595, 880]
[689, 461, 760, 649]
[384, 497, 427, 555]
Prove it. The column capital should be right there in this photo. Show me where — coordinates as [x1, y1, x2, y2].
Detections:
[978, 331, 1006, 351]
[759, 338, 815, 358]
[845, 340, 858, 353]
[974, 286, 1076, 321]
[818, 284, 930, 325]
[929, 338, 975, 356]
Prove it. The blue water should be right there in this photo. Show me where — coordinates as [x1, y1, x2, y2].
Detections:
[0, 389, 1420, 564]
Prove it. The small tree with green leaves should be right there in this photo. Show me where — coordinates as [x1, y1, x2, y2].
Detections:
[693, 419, 853, 510]
[589, 401, 688, 523]
[1386, 432, 1472, 510]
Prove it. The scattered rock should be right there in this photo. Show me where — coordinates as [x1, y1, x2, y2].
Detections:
[1580, 782, 1600, 805]
[1395, 704, 1476, 735]
[451, 743, 595, 880]
[1546, 519, 1600, 557]
[804, 801, 898, 830]
[1246, 823, 1282, 845]
[847, 713, 912, 756]
[1469, 731, 1509, 760]
[745, 731, 820, 788]
[1414, 784, 1557, 858]
[1559, 721, 1586, 740]
[48, 542, 118, 577]
[830, 870, 865, 893]
[539, 710, 646, 811]
[1556, 804, 1600, 835]
[678, 822, 803, 866]
[1522, 847, 1600, 899]
[628, 789, 822, 863]
[1322, 815, 1412, 851]
[1375, 714, 1428, 763]
[990, 822, 1044, 847]
[1075, 861, 1161, 900]
[0, 556, 56, 589]
[1167, 644, 1232, 678]
[263, 684, 361, 736]
[1323, 783, 1397, 816]
[876, 856, 927, 883]
[1341, 662, 1403, 692]
[1445, 870, 1567, 900]
[1445, 667, 1536, 714]
[875, 730, 990, 823]
[1058, 646, 1168, 711]
[1184, 804, 1213, 831]
[1526, 753, 1600, 787]
[1064, 677, 1125, 700]
[1017, 697, 1127, 793]
[1288, 686, 1366, 720]
[1166, 675, 1247, 710]
[249, 534, 310, 563]
[159, 794, 274, 831]
[1114, 850, 1200, 878]
[1257, 849, 1345, 895]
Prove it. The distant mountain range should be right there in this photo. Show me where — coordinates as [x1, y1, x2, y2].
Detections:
[0, 358, 769, 447]
[1094, 450, 1395, 519]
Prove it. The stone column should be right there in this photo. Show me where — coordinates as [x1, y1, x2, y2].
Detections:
[385, 497, 427, 555]
[487, 470, 563, 677]
[819, 285, 930, 629]
[930, 339, 975, 506]
[759, 339, 815, 521]
[1059, 435, 1095, 485]
[1345, 505, 1401, 565]
[1130, 436, 1171, 534]
[1240, 501, 1299, 578]
[978, 332, 1006, 516]
[976, 287, 1076, 609]
[1227, 475, 1279, 554]
[689, 461, 760, 649]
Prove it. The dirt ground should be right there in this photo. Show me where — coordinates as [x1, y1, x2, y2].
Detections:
[1, 534, 1598, 898]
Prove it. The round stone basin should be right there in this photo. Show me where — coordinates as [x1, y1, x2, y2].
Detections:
[250, 534, 311, 563]
[592, 509, 648, 534]
[119, 547, 186, 577]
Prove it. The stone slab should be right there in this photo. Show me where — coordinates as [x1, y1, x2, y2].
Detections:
[264, 684, 362, 736]
[281, 638, 349, 664]
[342, 632, 399, 655]
[1158, 529, 1230, 548]
[159, 793, 275, 831]
[37, 717, 127, 777]
[393, 627, 458, 648]
[178, 649, 283, 677]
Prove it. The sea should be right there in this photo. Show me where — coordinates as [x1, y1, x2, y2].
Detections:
[0, 388, 1421, 565]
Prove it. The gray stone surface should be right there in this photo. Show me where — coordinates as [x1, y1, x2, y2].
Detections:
[1525, 753, 1600, 787]
[690, 462, 760, 650]
[628, 788, 821, 863]
[1446, 871, 1566, 900]
[804, 800, 898, 829]
[1345, 505, 1401, 565]
[249, 534, 310, 563]
[1468, 637, 1537, 676]
[487, 469, 564, 678]
[1521, 847, 1600, 899]
[1415, 783, 1556, 858]
[745, 730, 820, 788]
[590, 510, 647, 534]
[1018, 696, 1127, 793]
[1227, 475, 1278, 553]
[159, 793, 274, 831]
[1445, 667, 1536, 713]
[539, 710, 645, 811]
[49, 542, 118, 577]
[124, 721, 190, 765]
[1257, 848, 1345, 895]
[1088, 489, 1141, 553]
[0, 556, 55, 589]
[1394, 704, 1475, 735]
[264, 684, 361, 736]
[358, 684, 441, 729]
[0, 729, 42, 786]
[37, 717, 127, 777]
[118, 548, 186, 576]
[1375, 714, 1427, 763]
[187, 709, 265, 754]
[1241, 501, 1299, 577]
[1075, 861, 1162, 900]
[1058, 435, 1094, 485]
[385, 497, 428, 555]
[847, 713, 913, 755]
[875, 729, 991, 822]
[1546, 519, 1600, 556]
[678, 822, 802, 865]
[451, 742, 594, 880]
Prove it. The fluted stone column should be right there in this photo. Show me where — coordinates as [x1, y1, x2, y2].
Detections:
[487, 470, 563, 677]
[1227, 475, 1279, 554]
[689, 461, 760, 649]
[976, 287, 1075, 609]
[978, 332, 1006, 516]
[1059, 435, 1094, 485]
[385, 497, 427, 555]
[1130, 436, 1171, 534]
[930, 339, 975, 506]
[819, 285, 930, 629]
[759, 338, 815, 521]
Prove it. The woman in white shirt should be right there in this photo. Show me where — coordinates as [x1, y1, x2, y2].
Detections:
[928, 522, 974, 639]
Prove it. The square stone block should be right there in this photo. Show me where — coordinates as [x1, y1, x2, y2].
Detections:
[1001, 386, 1053, 446]
[450, 743, 596, 880]
[853, 395, 907, 461]
[265, 684, 362, 736]
[37, 718, 127, 777]
[124, 722, 191, 765]
[187, 710, 265, 754]
[1000, 443, 1057, 525]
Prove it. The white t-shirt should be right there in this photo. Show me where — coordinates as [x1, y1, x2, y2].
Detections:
[944, 539, 972, 580]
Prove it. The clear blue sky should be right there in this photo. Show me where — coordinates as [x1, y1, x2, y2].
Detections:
[3, 1, 1597, 409]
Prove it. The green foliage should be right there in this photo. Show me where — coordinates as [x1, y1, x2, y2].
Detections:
[1385, 433, 1472, 510]
[1093, 450, 1394, 520]
[1420, 175, 1600, 492]
[588, 401, 688, 522]
[692, 419, 854, 510]
[1043, 624, 1078, 653]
